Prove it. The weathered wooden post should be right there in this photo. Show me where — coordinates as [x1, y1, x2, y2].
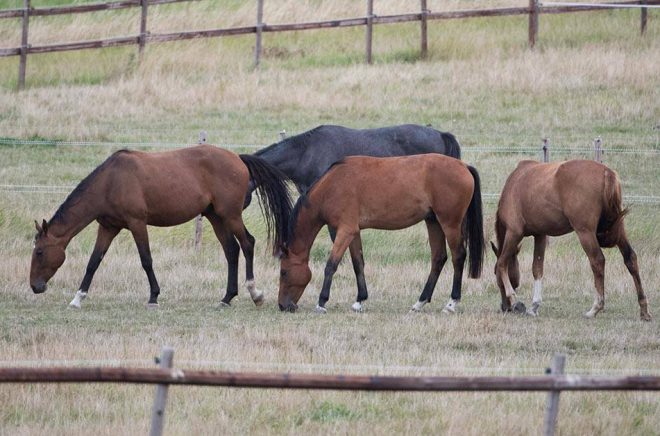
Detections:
[366, 0, 374, 64]
[150, 346, 174, 436]
[138, 0, 149, 59]
[279, 129, 286, 140]
[542, 138, 549, 163]
[641, 0, 648, 35]
[17, 0, 30, 90]
[528, 0, 539, 49]
[543, 353, 566, 436]
[255, 0, 264, 68]
[194, 131, 206, 250]
[594, 136, 602, 163]
[420, 0, 428, 59]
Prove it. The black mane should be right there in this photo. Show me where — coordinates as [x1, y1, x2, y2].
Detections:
[49, 150, 130, 226]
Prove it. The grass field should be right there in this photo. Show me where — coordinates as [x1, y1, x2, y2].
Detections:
[0, 1, 659, 435]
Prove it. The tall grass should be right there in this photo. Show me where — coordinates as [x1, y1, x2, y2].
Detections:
[0, 1, 659, 434]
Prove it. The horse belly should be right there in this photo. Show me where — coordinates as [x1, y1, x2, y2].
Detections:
[144, 186, 211, 227]
[358, 202, 427, 230]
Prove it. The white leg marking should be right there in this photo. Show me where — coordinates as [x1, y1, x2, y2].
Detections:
[527, 279, 543, 316]
[584, 295, 603, 318]
[69, 290, 87, 309]
[314, 305, 327, 314]
[245, 280, 263, 301]
[442, 299, 458, 314]
[351, 301, 364, 313]
[410, 300, 427, 312]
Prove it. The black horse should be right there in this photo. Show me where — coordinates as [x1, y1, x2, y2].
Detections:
[246, 124, 462, 203]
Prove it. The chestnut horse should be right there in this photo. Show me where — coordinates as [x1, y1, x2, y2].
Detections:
[30, 145, 292, 308]
[278, 154, 484, 314]
[491, 159, 651, 321]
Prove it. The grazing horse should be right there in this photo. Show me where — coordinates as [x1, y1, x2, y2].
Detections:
[30, 145, 292, 308]
[278, 154, 484, 314]
[491, 159, 651, 321]
[247, 124, 461, 205]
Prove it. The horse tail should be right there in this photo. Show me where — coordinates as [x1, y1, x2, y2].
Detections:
[597, 167, 628, 248]
[239, 154, 293, 250]
[441, 132, 462, 160]
[463, 165, 485, 278]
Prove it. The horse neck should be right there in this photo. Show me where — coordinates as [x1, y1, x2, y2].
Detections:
[257, 139, 304, 183]
[289, 202, 324, 261]
[48, 193, 101, 246]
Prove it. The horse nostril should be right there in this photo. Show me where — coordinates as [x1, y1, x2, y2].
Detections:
[31, 282, 46, 294]
[279, 303, 286, 312]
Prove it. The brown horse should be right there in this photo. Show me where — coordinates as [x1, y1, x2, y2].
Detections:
[30, 145, 292, 308]
[491, 159, 651, 321]
[278, 154, 484, 313]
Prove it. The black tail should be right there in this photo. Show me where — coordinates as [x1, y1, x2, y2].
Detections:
[464, 165, 484, 278]
[441, 132, 461, 160]
[239, 154, 293, 250]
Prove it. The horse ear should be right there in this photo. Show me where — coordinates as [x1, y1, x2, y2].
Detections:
[41, 219, 49, 235]
[490, 241, 499, 257]
[35, 220, 42, 233]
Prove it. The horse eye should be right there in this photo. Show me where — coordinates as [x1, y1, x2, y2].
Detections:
[36, 249, 43, 256]
[280, 270, 287, 277]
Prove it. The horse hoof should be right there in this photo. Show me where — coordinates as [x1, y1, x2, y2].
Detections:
[253, 294, 265, 307]
[526, 308, 538, 317]
[68, 301, 81, 309]
[512, 301, 526, 314]
[146, 303, 159, 310]
[314, 305, 327, 314]
[583, 311, 595, 319]
[442, 300, 458, 314]
[410, 301, 426, 312]
[641, 313, 652, 322]
[351, 302, 364, 313]
[218, 301, 231, 309]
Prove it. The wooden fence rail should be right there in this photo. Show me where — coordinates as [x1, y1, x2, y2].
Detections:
[1, 0, 657, 90]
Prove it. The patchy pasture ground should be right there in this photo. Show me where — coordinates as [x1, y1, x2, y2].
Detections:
[0, 1, 659, 434]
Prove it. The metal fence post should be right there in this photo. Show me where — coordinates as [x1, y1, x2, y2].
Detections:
[542, 138, 549, 162]
[17, 0, 30, 90]
[150, 346, 174, 436]
[543, 353, 566, 436]
[255, 0, 264, 68]
[193, 131, 206, 250]
[594, 136, 602, 163]
[366, 0, 374, 64]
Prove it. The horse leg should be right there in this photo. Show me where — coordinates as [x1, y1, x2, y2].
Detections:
[496, 232, 523, 312]
[205, 213, 240, 307]
[617, 237, 651, 321]
[128, 222, 160, 307]
[69, 224, 120, 309]
[443, 223, 466, 314]
[316, 229, 356, 313]
[348, 234, 368, 313]
[575, 230, 606, 318]
[226, 218, 262, 306]
[411, 217, 448, 312]
[528, 235, 547, 316]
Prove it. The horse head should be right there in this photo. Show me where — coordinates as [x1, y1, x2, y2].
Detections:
[490, 241, 521, 312]
[277, 247, 312, 312]
[30, 219, 66, 293]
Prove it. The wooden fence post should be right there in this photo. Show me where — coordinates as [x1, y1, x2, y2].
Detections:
[193, 131, 206, 251]
[279, 129, 286, 140]
[366, 0, 374, 64]
[420, 0, 428, 59]
[138, 0, 148, 59]
[641, 0, 648, 35]
[528, 0, 539, 49]
[150, 346, 174, 436]
[542, 138, 549, 162]
[594, 136, 602, 163]
[255, 0, 264, 68]
[17, 0, 30, 90]
[543, 353, 566, 436]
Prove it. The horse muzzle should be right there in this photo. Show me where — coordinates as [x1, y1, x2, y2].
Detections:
[31, 281, 47, 294]
[278, 301, 298, 313]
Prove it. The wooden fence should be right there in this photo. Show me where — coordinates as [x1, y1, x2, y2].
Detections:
[1, 349, 658, 436]
[1, 0, 658, 90]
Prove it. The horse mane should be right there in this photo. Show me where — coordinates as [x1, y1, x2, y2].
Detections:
[255, 125, 331, 156]
[49, 149, 131, 226]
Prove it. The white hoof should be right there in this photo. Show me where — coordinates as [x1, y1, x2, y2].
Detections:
[245, 280, 264, 305]
[442, 299, 458, 314]
[410, 300, 426, 312]
[68, 290, 87, 309]
[314, 305, 327, 314]
[218, 301, 231, 309]
[351, 302, 364, 313]
[146, 303, 159, 310]
[526, 302, 540, 317]
[584, 310, 596, 319]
